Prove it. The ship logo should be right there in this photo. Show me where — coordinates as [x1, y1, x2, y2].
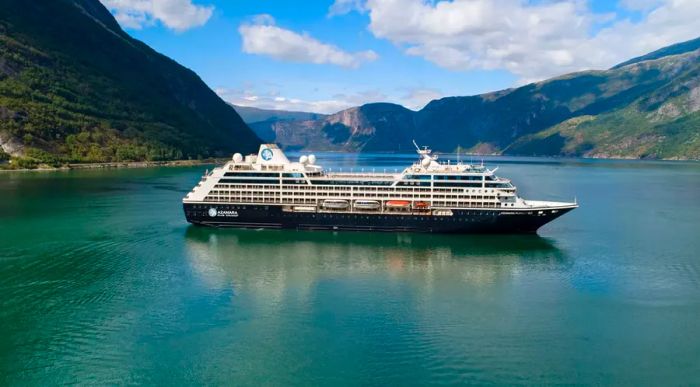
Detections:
[208, 207, 217, 217]
[261, 148, 273, 161]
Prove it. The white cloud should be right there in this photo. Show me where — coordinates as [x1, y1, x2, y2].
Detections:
[238, 15, 378, 68]
[620, 0, 664, 11]
[328, 0, 367, 17]
[216, 86, 443, 114]
[400, 88, 443, 110]
[100, 0, 213, 32]
[337, 0, 700, 82]
[216, 88, 355, 114]
[216, 88, 395, 114]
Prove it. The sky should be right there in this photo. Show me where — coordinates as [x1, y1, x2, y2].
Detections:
[99, 0, 700, 114]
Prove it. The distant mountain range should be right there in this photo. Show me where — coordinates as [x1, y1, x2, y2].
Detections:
[230, 104, 326, 143]
[1, 0, 697, 165]
[246, 38, 700, 159]
[232, 104, 326, 125]
[0, 0, 259, 166]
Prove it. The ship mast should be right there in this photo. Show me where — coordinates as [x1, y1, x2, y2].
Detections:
[412, 140, 437, 163]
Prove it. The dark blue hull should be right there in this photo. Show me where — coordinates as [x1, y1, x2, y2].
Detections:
[183, 203, 573, 234]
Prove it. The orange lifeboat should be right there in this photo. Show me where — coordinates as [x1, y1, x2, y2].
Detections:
[413, 201, 430, 209]
[385, 200, 411, 208]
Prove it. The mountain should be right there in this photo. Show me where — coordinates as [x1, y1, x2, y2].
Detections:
[612, 37, 700, 69]
[258, 103, 417, 151]
[0, 0, 260, 167]
[231, 104, 326, 143]
[232, 104, 326, 124]
[264, 38, 700, 159]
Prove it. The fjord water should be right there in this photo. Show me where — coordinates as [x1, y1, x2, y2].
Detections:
[1, 154, 699, 385]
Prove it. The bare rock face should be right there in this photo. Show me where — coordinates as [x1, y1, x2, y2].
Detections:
[653, 102, 682, 121]
[0, 57, 18, 78]
[687, 86, 700, 113]
[325, 107, 369, 134]
[0, 131, 24, 156]
[265, 103, 417, 152]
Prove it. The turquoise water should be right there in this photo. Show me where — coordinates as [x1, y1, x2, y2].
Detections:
[1, 154, 700, 384]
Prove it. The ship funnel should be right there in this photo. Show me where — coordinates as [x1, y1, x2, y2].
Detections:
[257, 144, 290, 165]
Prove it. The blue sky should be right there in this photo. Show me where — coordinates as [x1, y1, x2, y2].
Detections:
[101, 0, 699, 113]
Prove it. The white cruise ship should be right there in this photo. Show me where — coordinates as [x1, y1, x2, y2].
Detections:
[183, 143, 577, 233]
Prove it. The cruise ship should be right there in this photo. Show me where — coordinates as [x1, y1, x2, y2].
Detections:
[183, 143, 577, 233]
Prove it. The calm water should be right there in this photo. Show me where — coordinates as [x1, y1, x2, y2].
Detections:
[1, 153, 700, 385]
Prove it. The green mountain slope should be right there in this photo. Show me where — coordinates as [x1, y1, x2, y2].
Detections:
[0, 0, 260, 167]
[263, 37, 699, 159]
[505, 49, 700, 158]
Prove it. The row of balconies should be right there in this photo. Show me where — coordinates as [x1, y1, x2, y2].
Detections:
[212, 184, 511, 195]
[202, 196, 500, 208]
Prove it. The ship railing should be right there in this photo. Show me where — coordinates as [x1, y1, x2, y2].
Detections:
[320, 172, 398, 179]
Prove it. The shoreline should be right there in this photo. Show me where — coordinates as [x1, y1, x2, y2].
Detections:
[0, 158, 226, 172]
[2, 153, 698, 173]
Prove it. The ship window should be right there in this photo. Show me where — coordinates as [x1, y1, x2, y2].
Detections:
[310, 180, 392, 186]
[434, 182, 481, 188]
[397, 181, 431, 187]
[404, 175, 432, 180]
[434, 175, 482, 181]
[224, 172, 280, 177]
[220, 178, 279, 184]
[486, 182, 512, 188]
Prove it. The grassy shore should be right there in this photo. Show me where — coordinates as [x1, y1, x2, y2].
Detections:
[0, 158, 227, 172]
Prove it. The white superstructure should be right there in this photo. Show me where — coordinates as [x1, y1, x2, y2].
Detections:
[183, 143, 576, 214]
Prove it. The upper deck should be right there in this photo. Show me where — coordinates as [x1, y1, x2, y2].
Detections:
[223, 143, 498, 179]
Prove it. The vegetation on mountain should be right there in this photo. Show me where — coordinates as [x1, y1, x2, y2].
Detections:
[261, 38, 700, 160]
[1, 0, 697, 163]
[0, 0, 259, 168]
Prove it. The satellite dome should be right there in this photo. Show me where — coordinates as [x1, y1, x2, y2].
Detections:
[308, 154, 317, 164]
[299, 155, 308, 164]
[421, 157, 431, 167]
[233, 153, 243, 162]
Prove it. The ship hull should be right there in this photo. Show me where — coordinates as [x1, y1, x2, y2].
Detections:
[183, 203, 574, 234]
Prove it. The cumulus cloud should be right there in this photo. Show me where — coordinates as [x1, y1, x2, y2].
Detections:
[238, 14, 378, 68]
[333, 0, 700, 82]
[100, 0, 213, 32]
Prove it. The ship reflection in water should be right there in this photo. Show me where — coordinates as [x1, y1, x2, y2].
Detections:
[184, 226, 569, 294]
